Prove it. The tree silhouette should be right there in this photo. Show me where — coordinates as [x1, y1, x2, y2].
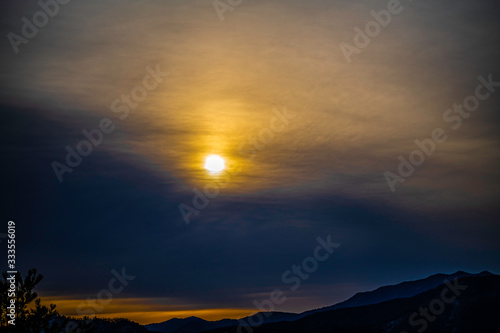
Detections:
[0, 269, 63, 332]
[0, 269, 146, 332]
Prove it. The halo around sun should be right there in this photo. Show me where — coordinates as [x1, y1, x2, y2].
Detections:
[204, 155, 225, 173]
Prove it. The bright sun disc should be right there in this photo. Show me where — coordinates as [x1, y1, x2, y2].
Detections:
[204, 155, 225, 173]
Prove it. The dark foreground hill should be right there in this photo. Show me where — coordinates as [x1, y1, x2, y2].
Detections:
[204, 275, 500, 333]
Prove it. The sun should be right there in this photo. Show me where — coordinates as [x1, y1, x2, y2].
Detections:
[204, 155, 225, 173]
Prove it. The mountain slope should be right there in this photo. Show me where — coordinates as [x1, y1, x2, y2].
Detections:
[204, 274, 500, 333]
[300, 270, 493, 317]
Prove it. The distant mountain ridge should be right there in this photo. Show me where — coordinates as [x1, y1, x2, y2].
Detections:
[145, 316, 239, 333]
[145, 311, 298, 333]
[144, 271, 498, 333]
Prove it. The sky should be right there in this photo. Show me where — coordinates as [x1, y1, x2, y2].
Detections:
[1, 0, 500, 325]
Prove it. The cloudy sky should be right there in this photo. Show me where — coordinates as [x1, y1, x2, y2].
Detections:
[2, 0, 500, 325]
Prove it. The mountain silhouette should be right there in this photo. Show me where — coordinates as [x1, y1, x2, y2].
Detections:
[145, 311, 299, 333]
[144, 271, 498, 333]
[299, 270, 493, 317]
[204, 274, 500, 333]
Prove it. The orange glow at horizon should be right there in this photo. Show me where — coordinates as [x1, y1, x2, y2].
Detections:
[42, 296, 256, 325]
[84, 309, 256, 325]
